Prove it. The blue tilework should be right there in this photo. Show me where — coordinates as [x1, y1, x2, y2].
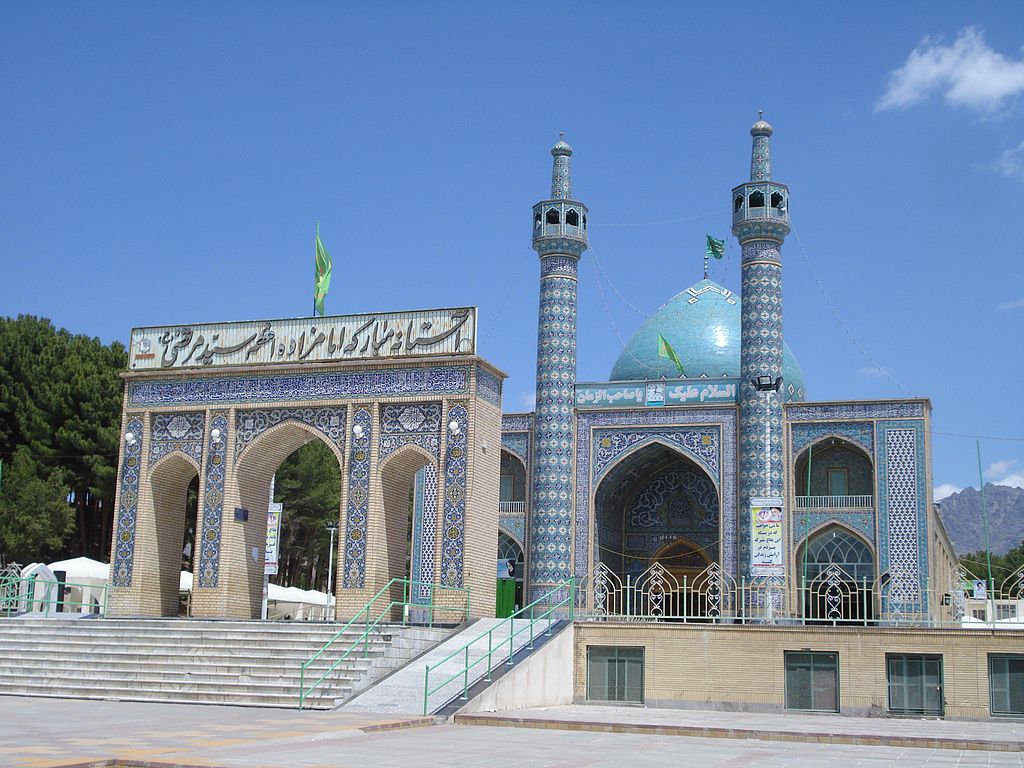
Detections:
[411, 464, 439, 602]
[197, 413, 228, 588]
[737, 238, 785, 579]
[794, 512, 875, 548]
[499, 514, 526, 549]
[379, 403, 441, 461]
[235, 407, 346, 458]
[440, 404, 469, 586]
[111, 417, 144, 587]
[788, 402, 925, 421]
[791, 421, 874, 458]
[529, 257, 579, 594]
[876, 419, 928, 612]
[502, 414, 533, 432]
[592, 427, 719, 484]
[127, 366, 470, 408]
[476, 368, 503, 408]
[149, 412, 205, 465]
[501, 432, 530, 466]
[342, 408, 372, 589]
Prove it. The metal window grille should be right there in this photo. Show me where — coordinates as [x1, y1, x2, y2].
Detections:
[887, 654, 943, 716]
[784, 651, 839, 712]
[989, 655, 1024, 716]
[586, 646, 644, 703]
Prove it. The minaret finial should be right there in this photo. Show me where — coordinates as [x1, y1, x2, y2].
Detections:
[750, 113, 774, 181]
[550, 134, 573, 199]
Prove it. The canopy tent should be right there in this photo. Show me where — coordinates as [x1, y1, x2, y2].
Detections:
[47, 557, 109, 582]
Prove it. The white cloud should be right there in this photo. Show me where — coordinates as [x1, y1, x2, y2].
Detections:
[934, 483, 962, 501]
[994, 140, 1024, 181]
[992, 472, 1024, 489]
[877, 27, 1024, 114]
[984, 459, 1019, 479]
[997, 295, 1024, 311]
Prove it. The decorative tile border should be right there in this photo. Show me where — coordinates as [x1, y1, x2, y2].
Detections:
[197, 412, 228, 588]
[501, 432, 529, 465]
[235, 407, 346, 458]
[379, 403, 441, 462]
[592, 427, 719, 483]
[411, 464, 439, 601]
[791, 421, 874, 458]
[127, 365, 470, 408]
[343, 408, 372, 589]
[787, 402, 925, 421]
[878, 422, 926, 609]
[498, 514, 526, 548]
[440, 403, 469, 586]
[111, 417, 144, 587]
[476, 368, 503, 408]
[149, 412, 205, 465]
[502, 414, 533, 432]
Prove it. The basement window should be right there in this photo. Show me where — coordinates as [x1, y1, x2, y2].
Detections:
[785, 651, 839, 712]
[587, 646, 644, 703]
[989, 655, 1024, 716]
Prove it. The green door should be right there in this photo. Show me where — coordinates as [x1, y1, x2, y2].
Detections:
[496, 579, 516, 618]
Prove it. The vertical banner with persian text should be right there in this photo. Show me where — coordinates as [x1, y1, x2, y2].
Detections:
[750, 497, 784, 577]
[265, 503, 282, 576]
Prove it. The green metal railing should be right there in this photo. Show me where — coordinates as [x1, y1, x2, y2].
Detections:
[298, 578, 470, 710]
[422, 579, 574, 716]
[0, 574, 108, 617]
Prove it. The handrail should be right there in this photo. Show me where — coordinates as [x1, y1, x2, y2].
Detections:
[298, 578, 469, 710]
[0, 575, 108, 616]
[422, 579, 574, 716]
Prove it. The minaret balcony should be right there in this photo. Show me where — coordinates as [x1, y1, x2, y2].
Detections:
[532, 199, 589, 246]
[731, 181, 790, 228]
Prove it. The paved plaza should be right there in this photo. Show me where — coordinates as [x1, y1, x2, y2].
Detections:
[1, 697, 1022, 768]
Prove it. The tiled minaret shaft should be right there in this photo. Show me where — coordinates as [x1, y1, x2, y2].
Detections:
[528, 136, 588, 600]
[732, 117, 791, 578]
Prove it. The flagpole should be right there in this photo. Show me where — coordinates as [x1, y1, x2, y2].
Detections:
[313, 221, 318, 317]
[977, 440, 995, 621]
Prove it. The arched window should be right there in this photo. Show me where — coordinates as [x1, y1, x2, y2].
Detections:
[734, 195, 743, 213]
[545, 208, 560, 225]
[748, 191, 765, 208]
[566, 208, 580, 227]
[770, 191, 785, 209]
[582, 214, 587, 230]
[534, 211, 542, 228]
[801, 527, 874, 582]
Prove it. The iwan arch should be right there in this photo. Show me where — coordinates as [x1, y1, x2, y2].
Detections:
[107, 308, 503, 619]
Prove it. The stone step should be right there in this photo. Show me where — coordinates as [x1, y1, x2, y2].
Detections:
[0, 685, 341, 709]
[0, 658, 369, 680]
[0, 619, 455, 709]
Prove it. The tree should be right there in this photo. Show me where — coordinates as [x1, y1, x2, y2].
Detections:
[0, 316, 126, 562]
[0, 447, 75, 563]
[272, 440, 342, 591]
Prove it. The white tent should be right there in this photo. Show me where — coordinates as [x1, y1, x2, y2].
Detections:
[180, 570, 193, 592]
[48, 557, 109, 582]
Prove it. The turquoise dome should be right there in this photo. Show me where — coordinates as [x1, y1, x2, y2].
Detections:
[608, 278, 806, 402]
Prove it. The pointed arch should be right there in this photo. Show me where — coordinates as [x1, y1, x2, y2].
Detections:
[594, 435, 720, 494]
[143, 451, 201, 616]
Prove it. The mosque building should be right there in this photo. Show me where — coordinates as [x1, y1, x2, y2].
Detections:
[498, 117, 957, 623]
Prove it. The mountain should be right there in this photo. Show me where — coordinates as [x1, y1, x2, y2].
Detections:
[936, 484, 1024, 557]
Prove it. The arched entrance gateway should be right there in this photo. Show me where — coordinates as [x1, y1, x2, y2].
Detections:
[592, 442, 724, 619]
[107, 308, 504, 620]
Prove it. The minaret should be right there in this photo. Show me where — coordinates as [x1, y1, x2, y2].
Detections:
[732, 114, 790, 580]
[528, 135, 588, 602]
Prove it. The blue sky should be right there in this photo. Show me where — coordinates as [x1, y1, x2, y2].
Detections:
[2, 2, 1022, 499]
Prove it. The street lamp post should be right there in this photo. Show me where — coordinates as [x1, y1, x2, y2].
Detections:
[325, 521, 339, 621]
[752, 375, 783, 496]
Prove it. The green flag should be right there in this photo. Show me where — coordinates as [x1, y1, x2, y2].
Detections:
[314, 228, 333, 317]
[657, 333, 685, 377]
[706, 234, 725, 260]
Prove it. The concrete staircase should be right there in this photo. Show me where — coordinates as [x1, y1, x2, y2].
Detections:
[0, 617, 453, 709]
